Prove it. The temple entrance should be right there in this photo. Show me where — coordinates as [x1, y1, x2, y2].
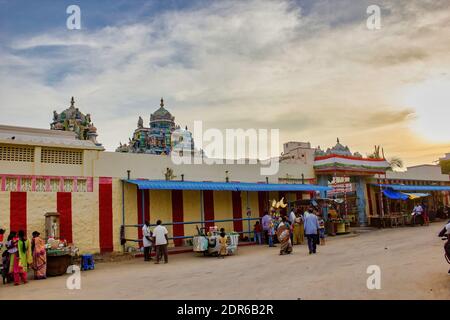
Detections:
[315, 140, 390, 226]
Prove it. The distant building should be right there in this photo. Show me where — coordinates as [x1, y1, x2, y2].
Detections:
[116, 98, 195, 156]
[50, 97, 101, 146]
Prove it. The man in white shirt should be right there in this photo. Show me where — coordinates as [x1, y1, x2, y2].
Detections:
[413, 204, 424, 226]
[413, 204, 423, 215]
[153, 220, 169, 264]
[142, 221, 153, 261]
[289, 209, 296, 225]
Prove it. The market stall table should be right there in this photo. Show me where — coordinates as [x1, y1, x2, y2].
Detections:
[46, 249, 73, 277]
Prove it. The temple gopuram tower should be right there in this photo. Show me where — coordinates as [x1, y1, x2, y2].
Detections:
[116, 98, 195, 155]
[50, 97, 101, 146]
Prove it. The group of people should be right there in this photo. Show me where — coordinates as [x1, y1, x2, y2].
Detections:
[256, 206, 325, 256]
[0, 229, 47, 286]
[142, 219, 169, 264]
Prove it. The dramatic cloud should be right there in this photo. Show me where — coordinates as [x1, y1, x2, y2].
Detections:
[0, 0, 448, 166]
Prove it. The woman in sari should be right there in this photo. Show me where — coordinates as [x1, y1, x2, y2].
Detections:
[292, 210, 305, 245]
[9, 230, 32, 286]
[276, 217, 293, 255]
[2, 230, 12, 284]
[32, 231, 47, 279]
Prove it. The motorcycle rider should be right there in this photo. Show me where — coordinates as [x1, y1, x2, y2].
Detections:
[438, 220, 450, 274]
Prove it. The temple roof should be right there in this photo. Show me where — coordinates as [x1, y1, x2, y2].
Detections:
[150, 98, 174, 122]
[0, 125, 103, 150]
[53, 97, 90, 123]
[325, 138, 352, 156]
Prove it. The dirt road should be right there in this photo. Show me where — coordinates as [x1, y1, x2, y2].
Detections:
[2, 223, 449, 299]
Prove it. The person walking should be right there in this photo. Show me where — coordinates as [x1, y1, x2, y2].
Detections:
[142, 220, 153, 261]
[9, 230, 32, 285]
[304, 211, 320, 254]
[289, 208, 296, 243]
[261, 211, 272, 245]
[292, 210, 305, 245]
[412, 203, 424, 226]
[153, 220, 169, 264]
[277, 216, 293, 255]
[253, 221, 262, 245]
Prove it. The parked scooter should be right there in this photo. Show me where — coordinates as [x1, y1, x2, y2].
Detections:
[438, 221, 450, 274]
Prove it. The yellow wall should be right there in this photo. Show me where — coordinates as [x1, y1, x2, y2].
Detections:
[149, 190, 173, 246]
[213, 191, 233, 232]
[111, 179, 124, 251]
[26, 192, 56, 237]
[0, 192, 10, 230]
[123, 182, 138, 250]
[72, 189, 99, 254]
[182, 190, 201, 239]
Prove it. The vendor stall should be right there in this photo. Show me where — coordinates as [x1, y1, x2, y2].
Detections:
[193, 226, 239, 256]
[369, 187, 432, 228]
[43, 212, 79, 276]
[45, 238, 78, 276]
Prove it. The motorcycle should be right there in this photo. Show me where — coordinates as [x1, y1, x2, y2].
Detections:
[438, 221, 450, 274]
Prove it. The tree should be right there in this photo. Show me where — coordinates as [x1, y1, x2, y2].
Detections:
[387, 157, 403, 171]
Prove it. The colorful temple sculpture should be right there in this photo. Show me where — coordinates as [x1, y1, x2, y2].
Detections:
[314, 138, 390, 175]
[116, 98, 195, 156]
[50, 97, 101, 146]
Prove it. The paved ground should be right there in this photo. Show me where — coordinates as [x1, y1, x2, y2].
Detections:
[2, 223, 449, 300]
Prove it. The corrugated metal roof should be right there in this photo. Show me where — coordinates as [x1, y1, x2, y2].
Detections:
[375, 184, 450, 191]
[124, 179, 332, 192]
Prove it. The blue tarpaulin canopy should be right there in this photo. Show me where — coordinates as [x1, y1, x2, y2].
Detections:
[124, 179, 332, 192]
[382, 189, 409, 200]
[375, 184, 450, 192]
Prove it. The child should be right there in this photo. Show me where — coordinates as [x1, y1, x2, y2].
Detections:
[253, 221, 262, 245]
[318, 215, 326, 245]
[218, 228, 228, 258]
[268, 220, 275, 247]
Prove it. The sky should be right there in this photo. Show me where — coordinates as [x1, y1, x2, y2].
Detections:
[0, 0, 449, 167]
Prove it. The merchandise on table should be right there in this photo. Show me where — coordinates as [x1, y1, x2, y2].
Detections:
[193, 226, 239, 256]
[45, 237, 79, 276]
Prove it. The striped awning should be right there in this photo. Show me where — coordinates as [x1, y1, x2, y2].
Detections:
[124, 179, 332, 192]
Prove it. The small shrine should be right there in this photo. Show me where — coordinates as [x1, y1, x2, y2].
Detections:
[50, 97, 101, 146]
[314, 139, 391, 227]
[116, 98, 195, 155]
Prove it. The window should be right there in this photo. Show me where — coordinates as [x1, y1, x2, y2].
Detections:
[35, 178, 46, 192]
[5, 178, 18, 191]
[77, 179, 87, 192]
[50, 179, 60, 192]
[0, 145, 34, 162]
[41, 148, 83, 165]
[20, 178, 32, 192]
[64, 179, 74, 192]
